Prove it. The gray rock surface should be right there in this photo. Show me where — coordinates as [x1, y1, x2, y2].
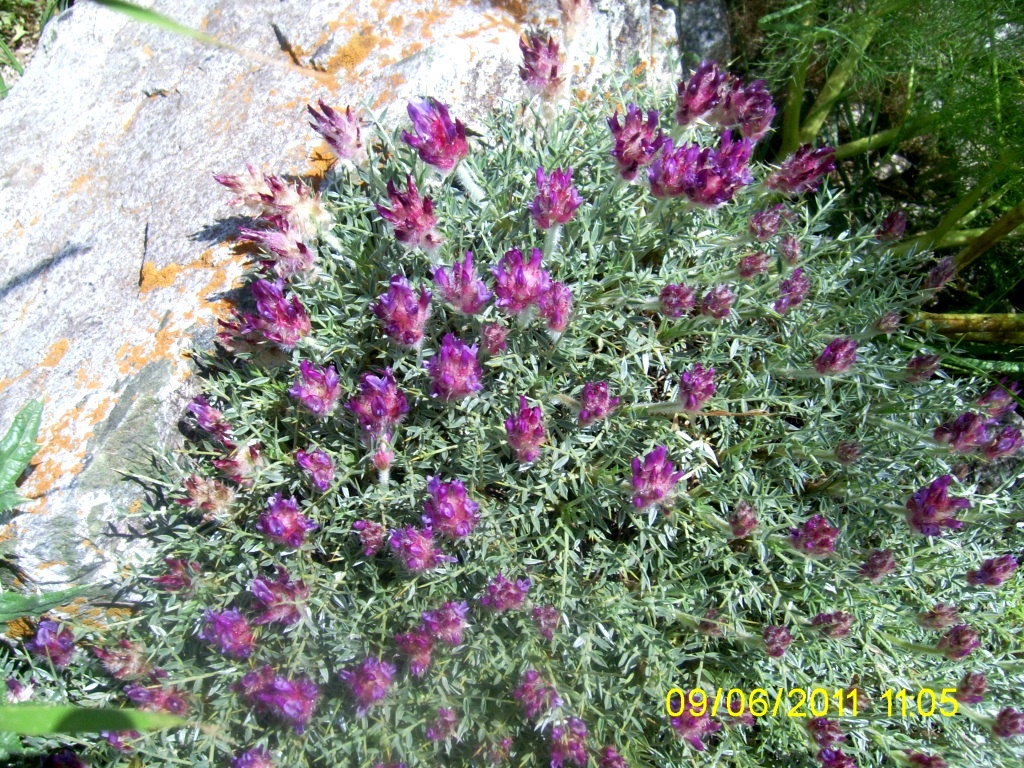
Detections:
[674, 0, 730, 64]
[0, 0, 701, 589]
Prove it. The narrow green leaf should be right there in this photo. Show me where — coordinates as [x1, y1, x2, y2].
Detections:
[0, 400, 42, 512]
[0, 587, 90, 623]
[0, 705, 187, 735]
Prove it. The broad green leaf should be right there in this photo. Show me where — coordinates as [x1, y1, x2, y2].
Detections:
[0, 587, 90, 623]
[0, 705, 186, 736]
[0, 399, 42, 512]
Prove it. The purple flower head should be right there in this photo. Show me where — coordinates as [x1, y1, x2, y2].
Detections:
[539, 282, 574, 333]
[532, 604, 562, 641]
[659, 283, 696, 317]
[729, 501, 757, 539]
[255, 493, 317, 548]
[984, 425, 1024, 460]
[737, 251, 770, 278]
[426, 707, 459, 742]
[550, 717, 588, 768]
[434, 251, 492, 314]
[774, 267, 809, 314]
[905, 354, 941, 383]
[675, 60, 727, 125]
[40, 750, 87, 768]
[480, 573, 531, 612]
[700, 284, 735, 319]
[976, 378, 1020, 417]
[678, 363, 716, 412]
[296, 448, 334, 492]
[520, 33, 562, 97]
[188, 395, 234, 447]
[532, 167, 583, 229]
[811, 611, 854, 639]
[26, 620, 75, 669]
[684, 132, 753, 207]
[905, 475, 969, 536]
[789, 515, 839, 556]
[631, 446, 684, 511]
[347, 369, 409, 442]
[875, 210, 907, 242]
[608, 104, 666, 180]
[697, 608, 725, 637]
[372, 275, 432, 348]
[918, 603, 960, 630]
[598, 746, 627, 768]
[340, 657, 395, 717]
[389, 526, 454, 573]
[238, 279, 311, 349]
[179, 474, 236, 522]
[492, 247, 553, 316]
[749, 205, 785, 241]
[875, 311, 901, 334]
[763, 625, 794, 658]
[859, 549, 896, 581]
[514, 669, 562, 719]
[153, 558, 201, 593]
[401, 98, 468, 172]
[807, 718, 845, 748]
[307, 100, 364, 162]
[817, 749, 857, 768]
[779, 233, 801, 265]
[212, 442, 263, 488]
[422, 601, 470, 646]
[925, 256, 955, 290]
[907, 753, 948, 768]
[426, 335, 483, 401]
[289, 360, 340, 417]
[395, 628, 434, 677]
[236, 666, 319, 733]
[199, 609, 255, 659]
[937, 624, 980, 660]
[718, 78, 776, 141]
[484, 737, 513, 765]
[125, 683, 188, 716]
[215, 166, 328, 234]
[373, 444, 395, 473]
[765, 144, 836, 195]
[814, 337, 857, 374]
[482, 323, 509, 354]
[376, 175, 442, 251]
[251, 566, 310, 626]
[231, 748, 276, 768]
[93, 639, 150, 680]
[967, 554, 1018, 587]
[955, 672, 987, 704]
[834, 442, 861, 466]
[423, 478, 480, 539]
[578, 381, 620, 427]
[505, 396, 546, 464]
[669, 692, 721, 751]
[103, 731, 139, 754]
[647, 138, 701, 198]
[238, 215, 316, 279]
[353, 519, 387, 556]
[993, 707, 1024, 738]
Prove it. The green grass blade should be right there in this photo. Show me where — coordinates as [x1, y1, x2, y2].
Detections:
[0, 587, 90, 623]
[0, 37, 24, 76]
[0, 400, 42, 512]
[0, 704, 187, 735]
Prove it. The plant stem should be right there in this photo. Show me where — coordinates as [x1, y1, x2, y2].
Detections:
[544, 224, 563, 261]
[953, 198, 1024, 273]
[780, 53, 810, 157]
[454, 162, 486, 205]
[911, 311, 1024, 344]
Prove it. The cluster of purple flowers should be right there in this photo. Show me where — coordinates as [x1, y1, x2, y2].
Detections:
[669, 690, 722, 751]
[376, 175, 442, 251]
[648, 133, 753, 207]
[340, 657, 396, 717]
[178, 473, 236, 521]
[234, 665, 319, 732]
[221, 278, 311, 351]
[505, 396, 547, 463]
[389, 526, 456, 573]
[422, 477, 480, 538]
[425, 335, 483, 401]
[789, 515, 839, 556]
[675, 60, 776, 142]
[678, 364, 715, 412]
[933, 380, 1022, 459]
[631, 446, 684, 511]
[905, 475, 969, 536]
[289, 360, 340, 417]
[480, 573, 532, 612]
[255, 493, 318, 548]
[26, 620, 76, 669]
[251, 566, 310, 625]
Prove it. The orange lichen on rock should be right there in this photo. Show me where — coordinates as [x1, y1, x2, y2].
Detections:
[139, 262, 184, 293]
[74, 364, 103, 391]
[40, 339, 70, 369]
[327, 26, 381, 73]
[5, 617, 32, 639]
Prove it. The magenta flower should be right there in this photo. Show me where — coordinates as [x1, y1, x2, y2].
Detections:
[955, 672, 987, 704]
[295, 447, 334, 492]
[40, 750, 88, 768]
[774, 267, 809, 314]
[834, 442, 861, 466]
[199, 609, 255, 659]
[647, 138, 701, 198]
[906, 753, 948, 768]
[578, 382, 620, 427]
[125, 683, 188, 716]
[237, 279, 311, 349]
[152, 558, 201, 593]
[215, 166, 328, 234]
[817, 748, 857, 768]
[389, 526, 454, 573]
[700, 284, 735, 319]
[598, 746, 627, 768]
[859, 549, 896, 581]
[376, 174, 442, 251]
[426, 334, 483, 401]
[905, 354, 941, 383]
[749, 205, 785, 241]
[340, 657, 395, 717]
[373, 275, 432, 348]
[925, 256, 955, 290]
[729, 501, 758, 538]
[93, 640, 150, 680]
[918, 603, 960, 629]
[480, 573, 531, 612]
[765, 144, 836, 195]
[401, 98, 468, 172]
[905, 475, 969, 536]
[550, 717, 588, 768]
[675, 60, 727, 125]
[251, 566, 309, 626]
[179, 474, 236, 522]
[976, 378, 1020, 417]
[788, 515, 839, 556]
[967, 554, 1018, 587]
[532, 167, 583, 229]
[697, 608, 725, 637]
[875, 311, 901, 334]
[289, 360, 340, 417]
[26, 620, 75, 669]
[307, 99, 364, 162]
[679, 363, 716, 411]
[814, 337, 857, 374]
[714, 78, 776, 141]
[934, 412, 991, 453]
[659, 283, 696, 317]
[738, 251, 770, 278]
[993, 707, 1024, 738]
[505, 396, 546, 463]
[807, 718, 845, 748]
[669, 691, 721, 751]
[255, 493, 317, 548]
[347, 368, 409, 442]
[395, 628, 434, 677]
[875, 210, 907, 242]
[514, 669, 563, 719]
[238, 216, 316, 279]
[779, 233, 801, 264]
[520, 33, 562, 97]
[426, 707, 459, 741]
[492, 247, 553, 316]
[984, 425, 1024, 460]
[631, 446, 684, 511]
[763, 625, 794, 658]
[608, 104, 665, 180]
[353, 519, 387, 556]
[811, 611, 854, 639]
[481, 323, 509, 354]
[188, 395, 234, 447]
[434, 251, 492, 314]
[937, 624, 980, 660]
[231, 748, 275, 768]
[532, 604, 561, 641]
[686, 132, 754, 207]
[422, 601, 470, 646]
[539, 281, 574, 332]
[423, 478, 480, 539]
[235, 666, 319, 733]
[212, 441, 263, 488]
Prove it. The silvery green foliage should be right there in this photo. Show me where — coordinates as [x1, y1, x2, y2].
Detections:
[12, 68, 1024, 767]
